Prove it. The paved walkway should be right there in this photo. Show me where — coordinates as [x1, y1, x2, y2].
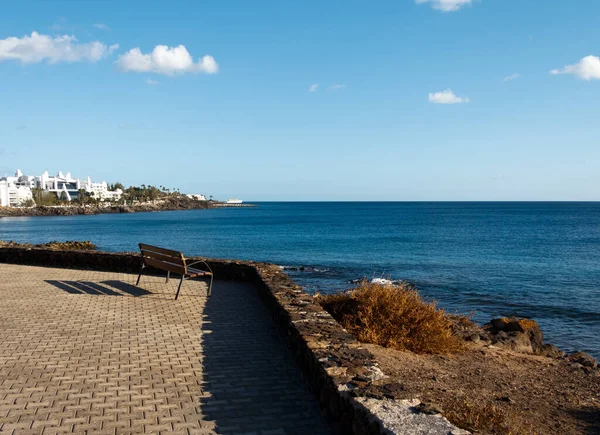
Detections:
[0, 264, 330, 435]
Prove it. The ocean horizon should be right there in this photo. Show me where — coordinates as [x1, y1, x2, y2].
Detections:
[1, 201, 599, 358]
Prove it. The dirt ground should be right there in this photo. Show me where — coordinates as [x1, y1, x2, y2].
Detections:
[366, 342, 600, 434]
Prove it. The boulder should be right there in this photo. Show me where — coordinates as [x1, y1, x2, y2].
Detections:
[567, 352, 598, 370]
[449, 315, 486, 342]
[483, 318, 544, 353]
[490, 318, 509, 330]
[538, 344, 566, 359]
[490, 331, 532, 353]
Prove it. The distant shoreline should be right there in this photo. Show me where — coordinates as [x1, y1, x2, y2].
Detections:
[0, 198, 256, 218]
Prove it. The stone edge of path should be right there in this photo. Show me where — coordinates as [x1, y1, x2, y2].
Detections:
[0, 247, 468, 435]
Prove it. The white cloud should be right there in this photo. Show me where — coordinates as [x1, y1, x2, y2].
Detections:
[415, 0, 473, 12]
[329, 84, 346, 90]
[145, 78, 158, 85]
[309, 84, 318, 92]
[116, 44, 218, 75]
[93, 23, 110, 31]
[550, 55, 600, 80]
[428, 89, 470, 104]
[504, 73, 520, 81]
[0, 31, 118, 64]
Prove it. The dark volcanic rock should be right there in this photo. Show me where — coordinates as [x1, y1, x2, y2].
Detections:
[484, 318, 545, 353]
[411, 402, 443, 415]
[0, 240, 97, 251]
[567, 352, 598, 369]
[538, 344, 566, 359]
[353, 382, 407, 400]
[449, 315, 486, 342]
[0, 197, 214, 217]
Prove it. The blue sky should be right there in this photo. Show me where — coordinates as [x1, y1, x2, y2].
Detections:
[1, 0, 599, 200]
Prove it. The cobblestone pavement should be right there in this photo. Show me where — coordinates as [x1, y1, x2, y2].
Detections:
[0, 264, 330, 435]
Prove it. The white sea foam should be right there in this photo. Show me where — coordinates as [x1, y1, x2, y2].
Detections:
[371, 278, 395, 285]
[279, 265, 330, 273]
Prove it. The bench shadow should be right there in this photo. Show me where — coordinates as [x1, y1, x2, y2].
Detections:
[45, 280, 152, 297]
[102, 280, 153, 297]
[567, 406, 600, 434]
[198, 282, 331, 434]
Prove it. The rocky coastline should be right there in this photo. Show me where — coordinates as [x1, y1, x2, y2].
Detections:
[316, 281, 599, 433]
[0, 196, 218, 217]
[0, 240, 97, 250]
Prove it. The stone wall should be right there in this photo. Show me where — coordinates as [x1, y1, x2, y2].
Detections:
[0, 247, 465, 435]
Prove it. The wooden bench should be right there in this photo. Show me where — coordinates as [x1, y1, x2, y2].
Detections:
[136, 243, 213, 299]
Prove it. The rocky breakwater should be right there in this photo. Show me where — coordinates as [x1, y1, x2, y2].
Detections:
[0, 196, 214, 217]
[0, 240, 97, 250]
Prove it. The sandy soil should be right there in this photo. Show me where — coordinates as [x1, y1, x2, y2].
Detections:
[366, 342, 600, 434]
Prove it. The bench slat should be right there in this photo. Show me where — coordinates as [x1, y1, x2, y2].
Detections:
[143, 257, 186, 275]
[141, 249, 185, 266]
[139, 243, 184, 259]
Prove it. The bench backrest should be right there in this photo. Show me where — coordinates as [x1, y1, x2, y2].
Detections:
[139, 243, 187, 275]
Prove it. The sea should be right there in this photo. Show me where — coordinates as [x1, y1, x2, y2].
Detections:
[1, 202, 599, 358]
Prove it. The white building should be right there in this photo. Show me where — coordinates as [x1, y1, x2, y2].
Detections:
[83, 177, 123, 201]
[37, 170, 81, 201]
[186, 194, 207, 201]
[0, 169, 123, 206]
[0, 179, 33, 207]
[35, 171, 122, 202]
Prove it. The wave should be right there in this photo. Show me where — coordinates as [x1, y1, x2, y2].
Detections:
[348, 277, 408, 286]
[279, 265, 331, 273]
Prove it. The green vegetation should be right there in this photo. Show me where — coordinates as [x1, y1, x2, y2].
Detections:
[74, 189, 96, 205]
[108, 182, 124, 191]
[316, 279, 465, 354]
[21, 198, 36, 207]
[120, 184, 189, 204]
[123, 185, 164, 202]
[31, 188, 60, 206]
[23, 183, 206, 207]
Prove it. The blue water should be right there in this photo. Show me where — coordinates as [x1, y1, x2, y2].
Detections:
[1, 202, 599, 358]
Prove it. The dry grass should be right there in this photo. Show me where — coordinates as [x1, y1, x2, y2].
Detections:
[316, 280, 465, 354]
[444, 398, 537, 435]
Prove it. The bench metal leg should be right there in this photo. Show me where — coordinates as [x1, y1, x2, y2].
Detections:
[175, 276, 185, 300]
[136, 265, 145, 286]
[207, 275, 213, 297]
[166, 271, 170, 283]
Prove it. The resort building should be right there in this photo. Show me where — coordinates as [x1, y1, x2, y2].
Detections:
[0, 169, 123, 206]
[83, 177, 123, 201]
[0, 170, 35, 207]
[0, 179, 33, 207]
[38, 170, 81, 201]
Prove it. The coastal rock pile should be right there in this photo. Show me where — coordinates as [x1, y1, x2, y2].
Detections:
[0, 240, 97, 251]
[483, 317, 545, 354]
[473, 317, 600, 369]
[0, 197, 214, 217]
[453, 316, 578, 359]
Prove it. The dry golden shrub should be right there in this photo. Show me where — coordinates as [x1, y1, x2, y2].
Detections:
[316, 280, 465, 354]
[444, 398, 537, 435]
